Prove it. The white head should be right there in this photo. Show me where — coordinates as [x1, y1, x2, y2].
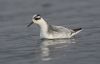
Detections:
[27, 14, 47, 27]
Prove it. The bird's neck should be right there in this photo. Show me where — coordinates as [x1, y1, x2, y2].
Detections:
[39, 19, 48, 34]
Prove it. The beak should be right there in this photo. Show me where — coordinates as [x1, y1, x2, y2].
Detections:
[27, 21, 34, 27]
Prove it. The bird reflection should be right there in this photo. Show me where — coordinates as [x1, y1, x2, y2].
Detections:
[40, 38, 76, 61]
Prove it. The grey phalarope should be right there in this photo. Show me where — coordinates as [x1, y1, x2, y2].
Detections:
[27, 14, 82, 39]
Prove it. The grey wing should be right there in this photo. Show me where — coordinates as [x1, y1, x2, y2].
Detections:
[48, 25, 72, 33]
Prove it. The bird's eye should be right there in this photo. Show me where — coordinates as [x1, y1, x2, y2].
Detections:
[34, 17, 41, 20]
[34, 15, 41, 20]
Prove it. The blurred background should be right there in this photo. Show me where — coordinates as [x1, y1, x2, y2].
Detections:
[0, 0, 100, 64]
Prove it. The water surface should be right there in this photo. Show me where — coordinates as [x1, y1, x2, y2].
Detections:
[0, 0, 100, 64]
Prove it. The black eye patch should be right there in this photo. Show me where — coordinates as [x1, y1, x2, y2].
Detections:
[34, 17, 41, 20]
[34, 14, 41, 20]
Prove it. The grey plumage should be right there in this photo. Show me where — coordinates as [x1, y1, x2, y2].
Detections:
[47, 25, 82, 36]
[48, 25, 61, 33]
[47, 25, 71, 34]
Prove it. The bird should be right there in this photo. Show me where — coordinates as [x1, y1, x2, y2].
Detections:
[27, 14, 82, 39]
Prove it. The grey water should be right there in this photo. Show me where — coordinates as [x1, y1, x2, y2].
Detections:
[0, 0, 100, 64]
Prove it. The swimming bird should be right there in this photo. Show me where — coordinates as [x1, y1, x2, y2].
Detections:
[27, 14, 82, 39]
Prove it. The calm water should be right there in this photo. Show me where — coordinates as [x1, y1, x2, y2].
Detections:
[0, 0, 100, 64]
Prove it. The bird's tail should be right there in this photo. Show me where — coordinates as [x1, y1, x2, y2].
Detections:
[70, 28, 82, 37]
[73, 28, 82, 32]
